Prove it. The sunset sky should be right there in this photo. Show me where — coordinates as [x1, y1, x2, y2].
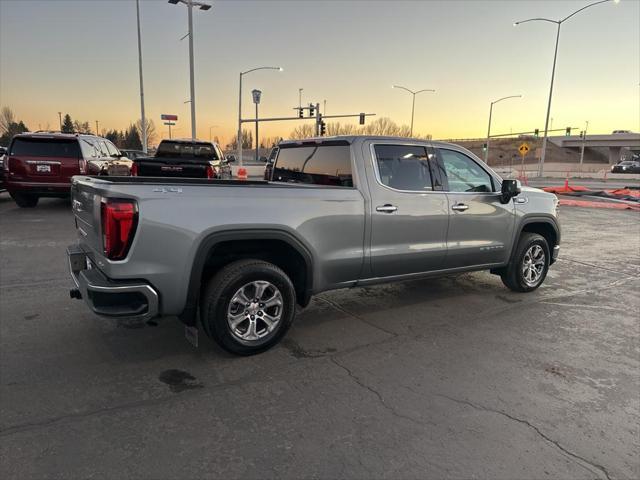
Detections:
[1, 0, 638, 145]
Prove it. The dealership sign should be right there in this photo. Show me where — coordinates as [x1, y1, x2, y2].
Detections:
[161, 114, 178, 121]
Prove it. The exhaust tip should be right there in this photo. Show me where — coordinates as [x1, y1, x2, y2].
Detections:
[70, 288, 82, 299]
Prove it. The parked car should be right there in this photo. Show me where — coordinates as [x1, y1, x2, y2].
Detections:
[5, 132, 131, 207]
[120, 149, 147, 160]
[611, 160, 640, 173]
[0, 146, 7, 191]
[67, 136, 560, 355]
[263, 146, 278, 180]
[131, 139, 232, 179]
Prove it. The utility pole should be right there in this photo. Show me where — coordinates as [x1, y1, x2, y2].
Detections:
[95, 120, 99, 136]
[579, 120, 589, 170]
[57, 112, 62, 131]
[299, 88, 303, 109]
[136, 0, 147, 152]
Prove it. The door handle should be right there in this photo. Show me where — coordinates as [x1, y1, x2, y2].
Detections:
[451, 203, 469, 212]
[376, 204, 398, 213]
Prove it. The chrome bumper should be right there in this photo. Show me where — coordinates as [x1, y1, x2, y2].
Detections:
[67, 244, 159, 321]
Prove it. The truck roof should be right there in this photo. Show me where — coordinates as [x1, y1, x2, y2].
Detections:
[160, 138, 216, 145]
[278, 135, 457, 149]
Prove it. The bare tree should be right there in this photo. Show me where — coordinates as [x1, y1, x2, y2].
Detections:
[136, 118, 157, 145]
[289, 124, 316, 139]
[0, 106, 16, 135]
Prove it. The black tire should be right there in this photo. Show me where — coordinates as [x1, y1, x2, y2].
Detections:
[200, 259, 297, 355]
[501, 232, 550, 293]
[10, 192, 39, 208]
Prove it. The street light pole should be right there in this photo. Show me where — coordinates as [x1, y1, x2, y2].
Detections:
[57, 112, 62, 131]
[392, 85, 435, 137]
[136, 0, 147, 153]
[237, 66, 282, 166]
[485, 95, 522, 162]
[186, 0, 196, 140]
[168, 0, 212, 141]
[299, 88, 303, 109]
[514, 0, 619, 176]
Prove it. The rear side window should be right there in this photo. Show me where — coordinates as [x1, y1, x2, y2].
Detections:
[10, 138, 80, 158]
[272, 144, 353, 187]
[156, 141, 219, 160]
[373, 145, 434, 191]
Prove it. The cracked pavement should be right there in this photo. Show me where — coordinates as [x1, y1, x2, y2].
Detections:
[1, 192, 638, 479]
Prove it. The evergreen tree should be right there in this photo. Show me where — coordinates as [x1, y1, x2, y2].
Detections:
[0, 120, 29, 145]
[61, 114, 74, 133]
[123, 125, 142, 150]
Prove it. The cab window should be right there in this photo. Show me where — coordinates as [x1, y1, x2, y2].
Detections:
[438, 149, 494, 193]
[272, 143, 353, 187]
[373, 145, 434, 192]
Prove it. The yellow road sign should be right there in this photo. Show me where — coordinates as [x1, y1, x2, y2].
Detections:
[518, 142, 530, 157]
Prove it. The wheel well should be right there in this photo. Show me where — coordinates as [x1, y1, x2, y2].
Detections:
[200, 239, 310, 306]
[521, 222, 557, 250]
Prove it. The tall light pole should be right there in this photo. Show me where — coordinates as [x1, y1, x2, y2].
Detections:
[514, 0, 619, 176]
[168, 0, 212, 141]
[485, 95, 522, 162]
[392, 85, 435, 137]
[298, 88, 303, 109]
[252, 90, 262, 163]
[136, 0, 147, 153]
[237, 66, 282, 166]
[95, 120, 100, 136]
[57, 112, 62, 131]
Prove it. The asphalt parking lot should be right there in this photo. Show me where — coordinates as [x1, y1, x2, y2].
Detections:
[0, 192, 638, 480]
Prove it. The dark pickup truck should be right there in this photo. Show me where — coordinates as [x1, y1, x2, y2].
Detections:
[132, 139, 232, 179]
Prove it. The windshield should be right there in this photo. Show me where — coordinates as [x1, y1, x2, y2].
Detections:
[10, 138, 80, 158]
[156, 141, 219, 160]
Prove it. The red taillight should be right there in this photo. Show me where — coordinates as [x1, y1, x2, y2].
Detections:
[130, 163, 138, 176]
[206, 165, 216, 179]
[101, 199, 138, 260]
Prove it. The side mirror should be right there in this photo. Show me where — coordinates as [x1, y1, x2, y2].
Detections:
[500, 179, 521, 204]
[226, 155, 236, 163]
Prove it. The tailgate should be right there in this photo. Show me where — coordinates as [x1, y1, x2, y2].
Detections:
[70, 180, 103, 253]
[136, 157, 208, 178]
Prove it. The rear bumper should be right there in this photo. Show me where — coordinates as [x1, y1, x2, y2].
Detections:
[67, 244, 159, 321]
[7, 179, 71, 195]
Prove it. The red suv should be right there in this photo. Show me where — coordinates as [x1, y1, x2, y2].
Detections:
[5, 132, 132, 207]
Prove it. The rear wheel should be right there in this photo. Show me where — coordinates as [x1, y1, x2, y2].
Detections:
[10, 192, 39, 208]
[200, 259, 296, 355]
[501, 233, 550, 292]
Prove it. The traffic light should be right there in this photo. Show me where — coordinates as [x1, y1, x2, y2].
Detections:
[565, 127, 571, 136]
[309, 103, 315, 117]
[320, 121, 326, 136]
[359, 113, 365, 125]
[534, 128, 539, 137]
[298, 108, 303, 119]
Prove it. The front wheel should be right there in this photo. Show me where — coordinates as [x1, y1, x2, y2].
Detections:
[200, 259, 297, 355]
[10, 192, 39, 208]
[501, 233, 550, 292]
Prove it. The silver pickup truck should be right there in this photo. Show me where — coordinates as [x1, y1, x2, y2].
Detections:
[67, 136, 560, 355]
